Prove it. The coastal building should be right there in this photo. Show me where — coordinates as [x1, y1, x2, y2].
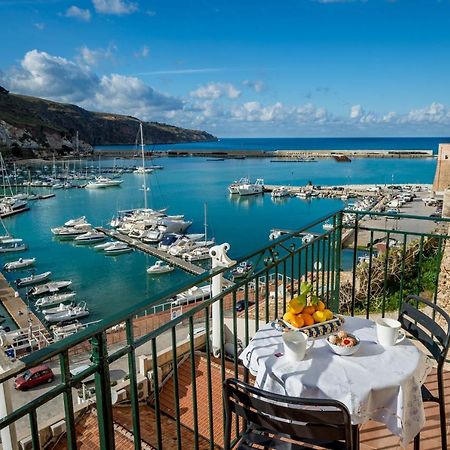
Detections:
[433, 143, 450, 194]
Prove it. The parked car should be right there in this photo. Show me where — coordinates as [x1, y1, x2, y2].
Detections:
[236, 300, 254, 312]
[14, 365, 54, 390]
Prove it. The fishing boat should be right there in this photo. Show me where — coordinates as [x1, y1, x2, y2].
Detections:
[0, 238, 27, 253]
[237, 178, 264, 196]
[45, 302, 89, 323]
[322, 220, 334, 231]
[146, 260, 174, 275]
[74, 231, 106, 244]
[271, 186, 290, 198]
[231, 261, 253, 279]
[103, 242, 133, 255]
[15, 271, 51, 287]
[35, 292, 77, 308]
[228, 177, 250, 194]
[28, 280, 72, 297]
[3, 257, 35, 271]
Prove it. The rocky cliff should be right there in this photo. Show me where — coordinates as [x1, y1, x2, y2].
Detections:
[0, 86, 216, 157]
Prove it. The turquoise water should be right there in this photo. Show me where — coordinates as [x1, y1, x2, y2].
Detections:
[0, 154, 438, 328]
[96, 136, 450, 154]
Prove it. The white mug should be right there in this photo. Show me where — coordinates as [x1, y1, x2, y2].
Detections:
[282, 331, 314, 361]
[376, 318, 406, 347]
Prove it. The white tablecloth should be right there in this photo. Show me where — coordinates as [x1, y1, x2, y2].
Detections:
[239, 316, 433, 446]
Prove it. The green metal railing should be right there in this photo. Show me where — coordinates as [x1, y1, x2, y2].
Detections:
[0, 209, 449, 449]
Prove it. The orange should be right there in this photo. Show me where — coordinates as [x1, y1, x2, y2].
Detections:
[316, 300, 326, 312]
[291, 315, 305, 329]
[303, 305, 316, 315]
[301, 313, 314, 326]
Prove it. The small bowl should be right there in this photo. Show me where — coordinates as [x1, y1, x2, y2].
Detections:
[326, 333, 360, 356]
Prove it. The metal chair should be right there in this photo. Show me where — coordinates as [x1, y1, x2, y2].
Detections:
[398, 295, 450, 450]
[223, 378, 356, 449]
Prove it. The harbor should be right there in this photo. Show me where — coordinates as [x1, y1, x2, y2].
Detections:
[0, 146, 441, 352]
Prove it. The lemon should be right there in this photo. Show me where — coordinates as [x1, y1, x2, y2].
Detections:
[283, 311, 296, 324]
[313, 311, 326, 323]
[288, 296, 306, 314]
[323, 309, 333, 320]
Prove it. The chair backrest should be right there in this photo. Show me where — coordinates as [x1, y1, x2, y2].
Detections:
[223, 378, 353, 450]
[398, 295, 450, 366]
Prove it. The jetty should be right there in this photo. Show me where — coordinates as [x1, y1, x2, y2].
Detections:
[0, 273, 46, 329]
[96, 227, 206, 276]
[94, 148, 433, 159]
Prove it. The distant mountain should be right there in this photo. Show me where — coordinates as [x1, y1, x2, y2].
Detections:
[0, 86, 217, 157]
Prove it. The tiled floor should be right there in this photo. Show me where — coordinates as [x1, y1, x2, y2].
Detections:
[359, 369, 449, 449]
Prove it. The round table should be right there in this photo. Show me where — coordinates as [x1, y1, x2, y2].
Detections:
[239, 316, 433, 446]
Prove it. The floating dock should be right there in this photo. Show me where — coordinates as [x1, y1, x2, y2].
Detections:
[96, 227, 206, 276]
[0, 273, 46, 329]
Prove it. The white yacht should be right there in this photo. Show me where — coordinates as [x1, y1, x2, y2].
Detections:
[168, 235, 214, 256]
[147, 260, 174, 275]
[237, 178, 264, 196]
[142, 218, 193, 243]
[134, 167, 153, 174]
[103, 242, 133, 255]
[28, 280, 72, 297]
[45, 302, 89, 323]
[85, 176, 123, 189]
[15, 271, 51, 287]
[296, 191, 311, 199]
[74, 231, 106, 244]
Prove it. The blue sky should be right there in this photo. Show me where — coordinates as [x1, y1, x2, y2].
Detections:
[1, 0, 450, 137]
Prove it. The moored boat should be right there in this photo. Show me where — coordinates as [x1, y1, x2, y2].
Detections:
[28, 281, 72, 297]
[35, 292, 77, 308]
[45, 302, 89, 323]
[15, 271, 51, 287]
[3, 257, 36, 271]
[74, 231, 106, 244]
[146, 260, 174, 275]
[103, 242, 133, 255]
[0, 238, 27, 253]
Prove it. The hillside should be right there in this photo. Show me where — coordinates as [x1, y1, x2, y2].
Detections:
[0, 86, 217, 157]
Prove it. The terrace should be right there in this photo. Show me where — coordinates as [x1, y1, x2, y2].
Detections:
[0, 209, 449, 450]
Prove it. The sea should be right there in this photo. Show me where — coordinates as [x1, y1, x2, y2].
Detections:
[0, 137, 446, 330]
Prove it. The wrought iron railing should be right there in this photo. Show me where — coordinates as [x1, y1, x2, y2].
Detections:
[0, 209, 449, 449]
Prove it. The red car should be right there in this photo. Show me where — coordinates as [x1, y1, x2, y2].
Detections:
[14, 365, 54, 390]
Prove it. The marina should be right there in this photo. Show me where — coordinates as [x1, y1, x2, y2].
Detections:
[0, 144, 441, 342]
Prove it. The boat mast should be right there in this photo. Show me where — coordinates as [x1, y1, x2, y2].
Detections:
[140, 122, 148, 210]
[204, 203, 208, 242]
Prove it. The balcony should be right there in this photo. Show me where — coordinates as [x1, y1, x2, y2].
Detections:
[0, 209, 449, 449]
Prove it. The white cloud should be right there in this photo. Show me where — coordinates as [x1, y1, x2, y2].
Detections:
[65, 6, 91, 21]
[190, 82, 241, 100]
[3, 49, 450, 136]
[77, 44, 116, 67]
[1, 50, 182, 120]
[146, 10, 156, 16]
[92, 0, 138, 15]
[242, 79, 265, 93]
[134, 45, 150, 58]
[34, 23, 45, 30]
